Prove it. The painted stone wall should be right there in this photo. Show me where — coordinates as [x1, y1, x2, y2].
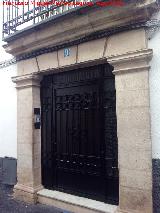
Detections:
[0, 64, 17, 158]
[148, 11, 160, 213]
[0, 11, 17, 159]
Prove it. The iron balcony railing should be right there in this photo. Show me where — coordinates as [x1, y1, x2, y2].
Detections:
[2, 0, 127, 40]
[2, 0, 95, 39]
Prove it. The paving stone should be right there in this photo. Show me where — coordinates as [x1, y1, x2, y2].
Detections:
[0, 183, 71, 213]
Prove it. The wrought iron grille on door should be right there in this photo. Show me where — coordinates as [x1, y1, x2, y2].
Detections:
[41, 64, 119, 205]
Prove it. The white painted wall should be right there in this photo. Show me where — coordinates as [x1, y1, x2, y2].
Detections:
[0, 8, 160, 160]
[149, 11, 160, 159]
[0, 65, 17, 158]
[0, 12, 17, 158]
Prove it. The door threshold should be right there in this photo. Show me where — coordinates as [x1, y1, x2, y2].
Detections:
[37, 189, 117, 213]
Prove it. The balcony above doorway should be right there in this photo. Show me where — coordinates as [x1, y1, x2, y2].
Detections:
[2, 0, 158, 59]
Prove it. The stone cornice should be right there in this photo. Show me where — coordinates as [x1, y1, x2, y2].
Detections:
[113, 64, 151, 74]
[108, 49, 153, 65]
[3, 0, 158, 57]
[12, 74, 42, 89]
[14, 183, 43, 194]
[0, 22, 152, 69]
[108, 49, 153, 74]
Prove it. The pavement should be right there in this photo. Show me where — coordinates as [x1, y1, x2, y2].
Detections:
[0, 183, 70, 213]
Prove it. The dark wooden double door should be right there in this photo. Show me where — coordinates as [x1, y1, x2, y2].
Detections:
[41, 64, 119, 205]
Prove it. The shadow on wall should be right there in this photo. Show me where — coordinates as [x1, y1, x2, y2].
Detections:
[0, 157, 17, 185]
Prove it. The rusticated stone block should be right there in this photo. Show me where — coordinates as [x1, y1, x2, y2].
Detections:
[36, 52, 58, 71]
[58, 46, 77, 67]
[17, 58, 39, 76]
[105, 29, 147, 57]
[77, 38, 106, 63]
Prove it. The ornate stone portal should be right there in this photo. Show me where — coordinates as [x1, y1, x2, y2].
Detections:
[4, 1, 158, 212]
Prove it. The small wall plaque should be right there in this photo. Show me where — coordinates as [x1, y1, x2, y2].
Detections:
[64, 48, 70, 57]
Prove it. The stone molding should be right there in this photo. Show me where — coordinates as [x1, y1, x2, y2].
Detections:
[15, 28, 151, 77]
[35, 48, 153, 75]
[108, 49, 153, 74]
[3, 0, 158, 56]
[14, 183, 43, 203]
[0, 23, 153, 70]
[14, 183, 43, 194]
[146, 15, 160, 39]
[108, 49, 153, 65]
[12, 74, 42, 89]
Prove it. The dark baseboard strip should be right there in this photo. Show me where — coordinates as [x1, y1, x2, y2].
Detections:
[0, 157, 17, 185]
[153, 158, 160, 213]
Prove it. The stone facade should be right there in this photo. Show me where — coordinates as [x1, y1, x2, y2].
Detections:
[11, 28, 153, 213]
[3, 0, 159, 212]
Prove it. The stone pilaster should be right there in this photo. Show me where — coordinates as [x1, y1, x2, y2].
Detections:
[12, 73, 43, 203]
[108, 48, 153, 213]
